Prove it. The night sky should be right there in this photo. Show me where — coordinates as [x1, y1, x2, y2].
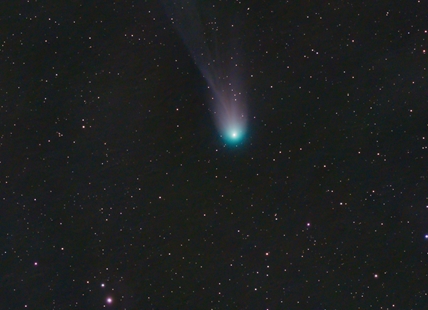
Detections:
[1, 0, 428, 309]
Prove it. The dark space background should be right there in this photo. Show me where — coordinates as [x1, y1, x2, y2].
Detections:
[1, 0, 427, 309]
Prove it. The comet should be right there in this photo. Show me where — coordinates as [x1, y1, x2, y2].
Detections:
[162, 0, 248, 144]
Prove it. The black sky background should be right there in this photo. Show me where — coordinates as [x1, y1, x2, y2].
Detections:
[1, 0, 427, 309]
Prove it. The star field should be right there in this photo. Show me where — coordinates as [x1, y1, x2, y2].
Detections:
[1, 0, 427, 309]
